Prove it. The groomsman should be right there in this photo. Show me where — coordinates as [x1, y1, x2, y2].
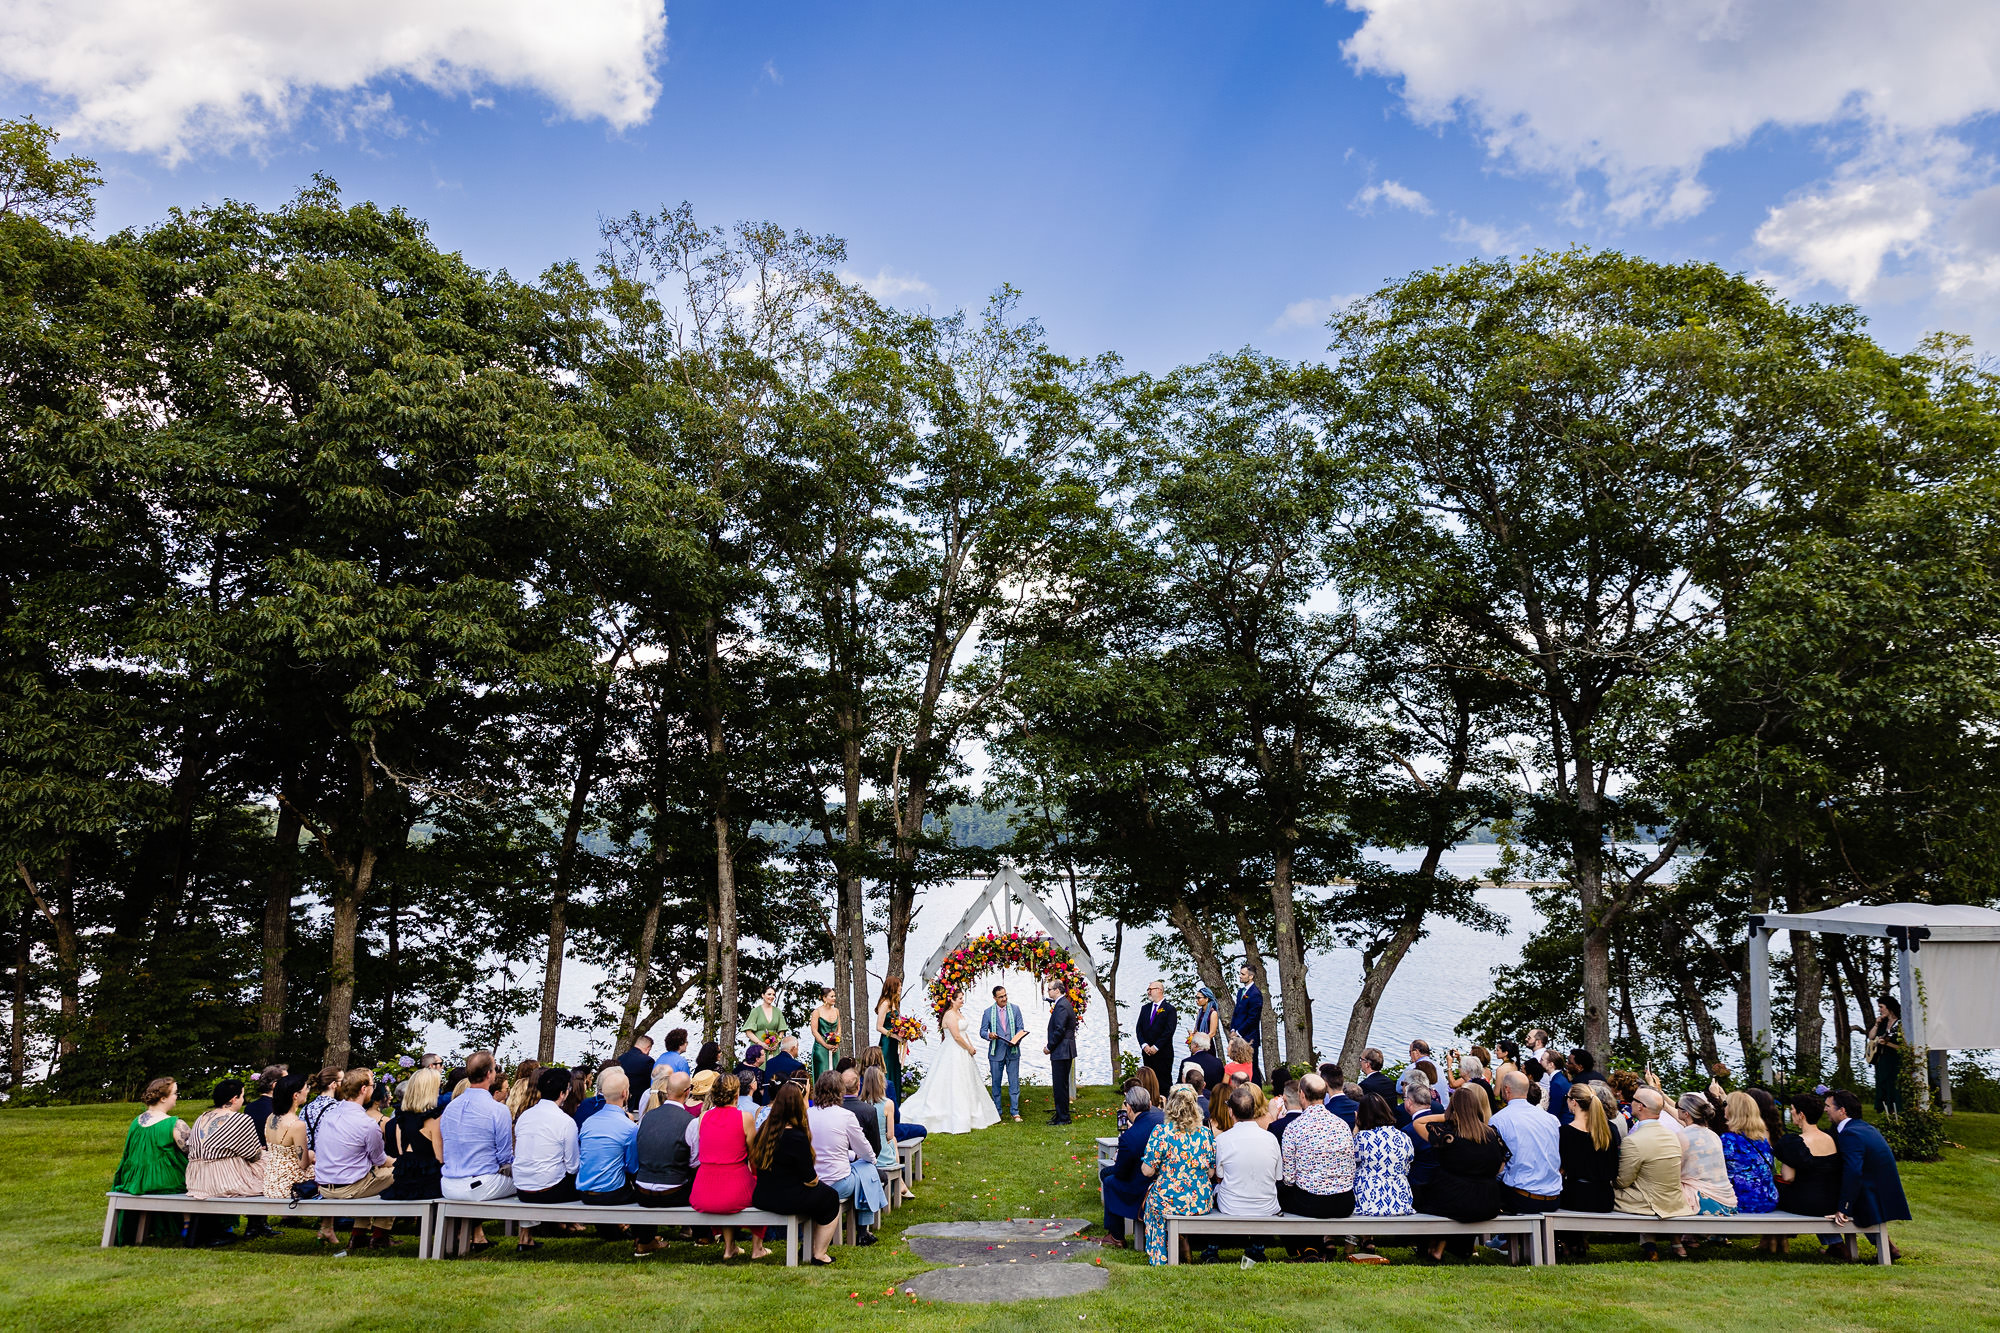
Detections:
[1134, 980, 1177, 1091]
[1044, 978, 1078, 1125]
[1230, 963, 1264, 1084]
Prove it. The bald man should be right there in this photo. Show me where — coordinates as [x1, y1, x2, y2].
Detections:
[1492, 1068, 1562, 1213]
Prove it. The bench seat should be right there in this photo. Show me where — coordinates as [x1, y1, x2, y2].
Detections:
[1164, 1209, 1547, 1265]
[1538, 1207, 1894, 1264]
[102, 1191, 435, 1256]
[431, 1197, 850, 1265]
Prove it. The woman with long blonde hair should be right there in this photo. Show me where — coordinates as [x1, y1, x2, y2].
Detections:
[1557, 1083, 1622, 1234]
[1720, 1089, 1779, 1224]
[1137, 1086, 1214, 1266]
[505, 1059, 541, 1121]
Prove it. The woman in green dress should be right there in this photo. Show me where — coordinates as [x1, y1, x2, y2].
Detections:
[809, 987, 841, 1081]
[876, 976, 907, 1106]
[112, 1076, 190, 1244]
[746, 987, 786, 1054]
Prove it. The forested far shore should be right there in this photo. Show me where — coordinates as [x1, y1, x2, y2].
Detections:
[4, 117, 1998, 1102]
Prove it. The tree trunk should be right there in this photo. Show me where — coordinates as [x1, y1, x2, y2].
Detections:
[1792, 928, 1825, 1079]
[843, 728, 869, 1060]
[1166, 897, 1231, 999]
[618, 877, 667, 1049]
[1337, 911, 1425, 1075]
[1658, 919, 1720, 1075]
[258, 800, 301, 1066]
[829, 871, 853, 1060]
[1615, 927, 1642, 1057]
[16, 859, 78, 1059]
[1576, 835, 1612, 1058]
[9, 903, 29, 1089]
[1232, 901, 1281, 1075]
[539, 689, 609, 1061]
[1733, 965, 1755, 1071]
[321, 840, 378, 1071]
[1265, 841, 1312, 1068]
[1099, 919, 1124, 1077]
[704, 623, 741, 1061]
[701, 891, 719, 1044]
[1828, 945, 1853, 1084]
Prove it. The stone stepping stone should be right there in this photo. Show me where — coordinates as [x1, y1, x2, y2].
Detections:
[902, 1217, 1089, 1243]
[905, 1236, 1101, 1266]
[899, 1262, 1109, 1304]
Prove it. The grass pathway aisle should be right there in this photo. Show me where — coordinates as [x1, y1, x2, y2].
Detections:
[3, 1086, 1998, 1330]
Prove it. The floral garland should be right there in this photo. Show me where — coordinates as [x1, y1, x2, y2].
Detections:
[925, 929, 1090, 1021]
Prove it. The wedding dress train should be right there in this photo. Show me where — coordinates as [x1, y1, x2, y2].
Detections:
[902, 1030, 1002, 1134]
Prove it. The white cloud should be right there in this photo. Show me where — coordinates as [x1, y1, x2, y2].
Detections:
[762, 60, 783, 86]
[0, 0, 667, 162]
[1352, 178, 1433, 214]
[1442, 215, 1530, 256]
[1273, 292, 1364, 332]
[843, 266, 935, 302]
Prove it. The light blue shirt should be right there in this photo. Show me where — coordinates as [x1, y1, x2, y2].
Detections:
[658, 1051, 691, 1076]
[576, 1103, 640, 1193]
[440, 1086, 513, 1180]
[1492, 1096, 1562, 1194]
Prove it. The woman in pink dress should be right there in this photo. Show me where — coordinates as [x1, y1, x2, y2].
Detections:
[689, 1074, 768, 1260]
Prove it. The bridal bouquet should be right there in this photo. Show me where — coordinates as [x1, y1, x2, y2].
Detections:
[886, 1014, 928, 1044]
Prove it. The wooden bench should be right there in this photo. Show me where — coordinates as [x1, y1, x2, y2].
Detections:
[1095, 1137, 1118, 1201]
[1164, 1209, 1548, 1265]
[431, 1197, 851, 1264]
[1538, 1208, 1895, 1264]
[102, 1192, 435, 1256]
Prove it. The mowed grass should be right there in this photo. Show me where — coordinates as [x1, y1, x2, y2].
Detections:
[2, 1086, 1998, 1332]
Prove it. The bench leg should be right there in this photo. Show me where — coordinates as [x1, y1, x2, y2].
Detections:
[1875, 1227, 1892, 1265]
[102, 1200, 119, 1248]
[1167, 1222, 1180, 1266]
[418, 1207, 433, 1260]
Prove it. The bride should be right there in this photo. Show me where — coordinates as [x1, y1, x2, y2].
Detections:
[900, 995, 1000, 1134]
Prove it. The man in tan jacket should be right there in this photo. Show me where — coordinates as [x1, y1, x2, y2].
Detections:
[1614, 1086, 1695, 1217]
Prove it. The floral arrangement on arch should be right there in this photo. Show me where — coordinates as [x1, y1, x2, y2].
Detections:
[926, 929, 1090, 1021]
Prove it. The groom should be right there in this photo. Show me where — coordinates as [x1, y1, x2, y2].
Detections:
[979, 984, 1026, 1121]
[1044, 977, 1078, 1126]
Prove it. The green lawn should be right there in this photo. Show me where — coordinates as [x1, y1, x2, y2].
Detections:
[3, 1087, 1997, 1331]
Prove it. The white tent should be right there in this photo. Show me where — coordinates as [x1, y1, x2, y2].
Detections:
[1748, 902, 2000, 1108]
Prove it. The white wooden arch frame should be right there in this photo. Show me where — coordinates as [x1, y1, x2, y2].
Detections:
[919, 863, 1103, 1000]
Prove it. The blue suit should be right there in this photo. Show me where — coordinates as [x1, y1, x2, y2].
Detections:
[979, 1002, 1025, 1116]
[1229, 982, 1264, 1080]
[1100, 1108, 1162, 1238]
[1836, 1117, 1912, 1229]
[1545, 1069, 1571, 1118]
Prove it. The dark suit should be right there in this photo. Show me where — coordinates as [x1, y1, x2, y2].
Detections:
[1135, 1000, 1178, 1089]
[617, 1045, 656, 1111]
[762, 1050, 805, 1101]
[1182, 1049, 1225, 1092]
[1359, 1071, 1397, 1109]
[1047, 993, 1078, 1122]
[1100, 1108, 1161, 1239]
[1326, 1092, 1359, 1128]
[1229, 983, 1264, 1082]
[843, 1095, 882, 1156]
[1836, 1117, 1911, 1229]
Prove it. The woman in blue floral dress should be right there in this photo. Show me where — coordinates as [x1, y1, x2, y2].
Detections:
[1720, 1090, 1778, 1213]
[1140, 1085, 1214, 1266]
[1352, 1093, 1415, 1215]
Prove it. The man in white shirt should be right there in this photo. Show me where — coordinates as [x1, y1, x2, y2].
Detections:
[1203, 1085, 1282, 1264]
[511, 1067, 581, 1250]
[1492, 1070, 1563, 1214]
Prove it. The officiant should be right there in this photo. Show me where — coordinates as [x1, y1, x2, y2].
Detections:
[979, 985, 1026, 1121]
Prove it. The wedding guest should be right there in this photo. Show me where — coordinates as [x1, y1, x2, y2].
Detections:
[858, 1045, 926, 1140]
[691, 1072, 767, 1260]
[381, 1068, 444, 1201]
[111, 1077, 188, 1244]
[1672, 1091, 1738, 1225]
[1414, 1087, 1507, 1262]
[300, 1067, 341, 1151]
[1358, 1049, 1397, 1108]
[1267, 1081, 1305, 1143]
[862, 1068, 912, 1206]
[1568, 1047, 1606, 1087]
[1352, 1091, 1415, 1236]
[762, 1035, 806, 1099]
[1449, 1051, 1494, 1109]
[1493, 1039, 1523, 1089]
[505, 1058, 541, 1121]
[439, 1050, 515, 1251]
[1539, 1047, 1568, 1118]
[1492, 1070, 1562, 1215]
[634, 1069, 696, 1216]
[566, 1066, 601, 1126]
[577, 1066, 642, 1248]
[1320, 1064, 1359, 1127]
[262, 1073, 313, 1202]
[1140, 1086, 1215, 1267]
[1199, 1086, 1280, 1265]
[1827, 1089, 1909, 1262]
[244, 1065, 287, 1145]
[1183, 1067, 1210, 1122]
[1775, 1092, 1842, 1243]
[657, 1029, 693, 1077]
[839, 1067, 882, 1157]
[1412, 1060, 1444, 1110]
[1720, 1090, 1778, 1216]
[1275, 1073, 1357, 1254]
[808, 1071, 882, 1245]
[1183, 1032, 1225, 1091]
[316, 1069, 397, 1251]
[186, 1078, 264, 1245]
[694, 1040, 722, 1075]
[1102, 1085, 1161, 1246]
[1396, 1040, 1434, 1097]
[1403, 1076, 1443, 1197]
[737, 1068, 762, 1117]
[1222, 1036, 1256, 1087]
[1558, 1082, 1622, 1214]
[1616, 1088, 1694, 1260]
[750, 1084, 842, 1265]
[615, 1035, 655, 1112]
[513, 1067, 581, 1252]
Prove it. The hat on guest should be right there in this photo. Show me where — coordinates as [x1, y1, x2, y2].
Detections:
[689, 1071, 718, 1100]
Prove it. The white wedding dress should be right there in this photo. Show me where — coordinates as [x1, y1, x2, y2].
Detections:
[901, 1012, 1001, 1134]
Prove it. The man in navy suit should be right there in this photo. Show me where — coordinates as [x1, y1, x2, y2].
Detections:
[1229, 963, 1264, 1083]
[1044, 978, 1079, 1125]
[1134, 980, 1177, 1091]
[1827, 1089, 1910, 1261]
[761, 1035, 806, 1102]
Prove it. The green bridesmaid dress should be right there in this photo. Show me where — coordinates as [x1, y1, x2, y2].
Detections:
[812, 1013, 839, 1080]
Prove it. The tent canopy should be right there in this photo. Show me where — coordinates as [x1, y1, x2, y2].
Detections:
[1748, 901, 2000, 1087]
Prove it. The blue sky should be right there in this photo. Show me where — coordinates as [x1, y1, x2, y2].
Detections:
[7, 1, 2000, 370]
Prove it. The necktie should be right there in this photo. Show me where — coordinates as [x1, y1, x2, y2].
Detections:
[998, 1007, 1008, 1038]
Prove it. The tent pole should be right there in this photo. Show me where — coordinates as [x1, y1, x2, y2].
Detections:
[1747, 922, 1772, 1083]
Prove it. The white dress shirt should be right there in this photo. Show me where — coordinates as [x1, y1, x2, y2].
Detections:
[512, 1099, 579, 1191]
[1213, 1121, 1282, 1217]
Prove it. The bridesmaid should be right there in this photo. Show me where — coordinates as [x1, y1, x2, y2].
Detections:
[746, 986, 786, 1053]
[1185, 985, 1221, 1064]
[875, 976, 907, 1106]
[809, 987, 842, 1082]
